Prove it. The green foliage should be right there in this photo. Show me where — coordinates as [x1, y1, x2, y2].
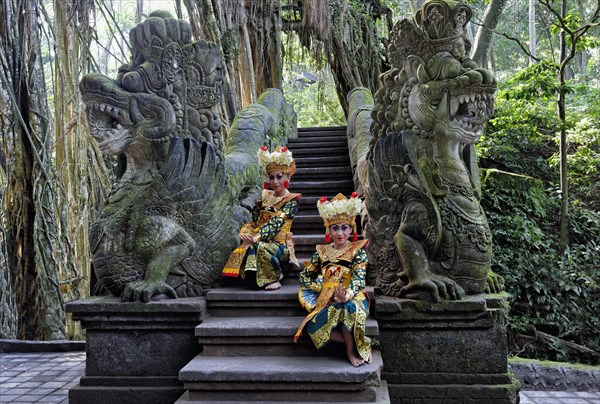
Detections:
[480, 66, 600, 364]
[501, 61, 570, 101]
[283, 79, 345, 127]
[481, 64, 600, 206]
[282, 33, 345, 127]
[221, 28, 239, 62]
[481, 172, 600, 364]
[549, 12, 600, 52]
[480, 98, 555, 176]
[549, 87, 600, 209]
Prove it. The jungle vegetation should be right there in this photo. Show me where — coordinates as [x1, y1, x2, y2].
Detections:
[0, 0, 598, 364]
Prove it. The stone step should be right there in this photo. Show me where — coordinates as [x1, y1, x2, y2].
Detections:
[291, 225, 324, 235]
[291, 146, 349, 157]
[292, 234, 329, 246]
[295, 155, 351, 167]
[288, 140, 348, 149]
[206, 281, 305, 317]
[177, 380, 390, 403]
[293, 166, 352, 180]
[291, 240, 324, 261]
[208, 279, 374, 317]
[288, 134, 348, 147]
[293, 244, 321, 254]
[177, 351, 384, 403]
[196, 316, 379, 357]
[294, 253, 314, 262]
[289, 136, 347, 145]
[298, 125, 347, 131]
[298, 126, 347, 136]
[291, 179, 354, 191]
[291, 214, 324, 228]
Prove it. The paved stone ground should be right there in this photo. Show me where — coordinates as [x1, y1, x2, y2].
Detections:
[1, 352, 84, 403]
[520, 391, 600, 404]
[1, 351, 600, 403]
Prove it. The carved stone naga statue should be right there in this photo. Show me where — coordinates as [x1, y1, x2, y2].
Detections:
[80, 11, 239, 302]
[364, 0, 504, 302]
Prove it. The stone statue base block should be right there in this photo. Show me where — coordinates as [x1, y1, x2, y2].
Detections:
[66, 296, 207, 404]
[374, 293, 520, 404]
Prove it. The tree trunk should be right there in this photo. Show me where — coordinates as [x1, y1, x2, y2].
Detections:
[0, 0, 67, 340]
[576, 0, 588, 80]
[185, 0, 389, 119]
[136, 0, 143, 23]
[247, 0, 283, 94]
[0, 85, 18, 339]
[529, 0, 537, 64]
[240, 8, 257, 105]
[52, 0, 111, 338]
[471, 0, 508, 68]
[558, 0, 569, 251]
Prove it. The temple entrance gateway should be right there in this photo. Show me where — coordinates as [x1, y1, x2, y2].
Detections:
[69, 2, 519, 402]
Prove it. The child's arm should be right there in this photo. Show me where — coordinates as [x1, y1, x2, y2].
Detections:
[281, 198, 299, 219]
[348, 247, 368, 298]
[299, 252, 322, 293]
[257, 199, 298, 242]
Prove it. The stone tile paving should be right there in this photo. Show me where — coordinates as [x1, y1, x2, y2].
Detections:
[1, 351, 599, 403]
[521, 391, 600, 404]
[1, 352, 84, 403]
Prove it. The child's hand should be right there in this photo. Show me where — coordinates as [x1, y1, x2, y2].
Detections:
[240, 234, 256, 244]
[334, 286, 350, 303]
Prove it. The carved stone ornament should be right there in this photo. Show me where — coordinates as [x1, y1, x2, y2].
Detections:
[365, 0, 502, 301]
[80, 11, 238, 302]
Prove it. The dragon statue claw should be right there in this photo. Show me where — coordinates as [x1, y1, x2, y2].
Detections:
[121, 280, 178, 303]
[484, 271, 505, 294]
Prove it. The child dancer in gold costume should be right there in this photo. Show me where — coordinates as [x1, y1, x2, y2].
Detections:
[223, 146, 301, 290]
[295, 193, 371, 366]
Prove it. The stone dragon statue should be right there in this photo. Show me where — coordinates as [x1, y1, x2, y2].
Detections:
[363, 0, 503, 301]
[80, 11, 242, 302]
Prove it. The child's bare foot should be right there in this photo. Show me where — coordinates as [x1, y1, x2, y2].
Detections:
[265, 281, 281, 290]
[347, 351, 364, 367]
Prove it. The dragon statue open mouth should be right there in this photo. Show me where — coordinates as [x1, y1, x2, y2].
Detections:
[452, 92, 495, 133]
[79, 11, 237, 302]
[364, 0, 503, 302]
[81, 72, 177, 156]
[401, 51, 497, 144]
[85, 101, 131, 152]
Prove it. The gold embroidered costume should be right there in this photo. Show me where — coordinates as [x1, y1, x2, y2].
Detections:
[222, 190, 300, 286]
[222, 145, 300, 288]
[295, 240, 371, 362]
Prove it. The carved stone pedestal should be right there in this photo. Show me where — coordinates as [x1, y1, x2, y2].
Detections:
[374, 293, 520, 404]
[66, 296, 206, 404]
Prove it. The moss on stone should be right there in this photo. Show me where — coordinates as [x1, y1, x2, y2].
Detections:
[509, 356, 600, 370]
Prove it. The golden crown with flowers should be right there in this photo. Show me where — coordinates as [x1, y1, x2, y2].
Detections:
[257, 145, 296, 176]
[317, 192, 362, 242]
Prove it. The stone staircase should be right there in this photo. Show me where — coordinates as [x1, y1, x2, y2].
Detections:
[287, 126, 356, 273]
[176, 126, 389, 403]
[177, 280, 388, 403]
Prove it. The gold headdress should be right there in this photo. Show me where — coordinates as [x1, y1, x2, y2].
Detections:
[317, 192, 362, 242]
[257, 145, 296, 177]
